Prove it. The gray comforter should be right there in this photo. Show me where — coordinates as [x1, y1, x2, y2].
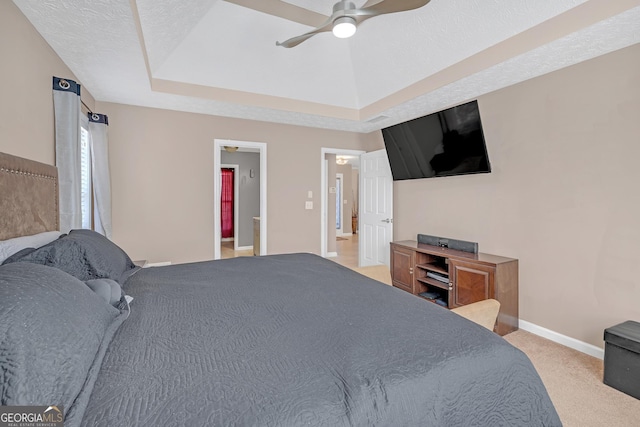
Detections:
[81, 253, 561, 426]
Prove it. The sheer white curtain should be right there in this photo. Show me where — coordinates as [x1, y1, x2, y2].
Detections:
[89, 113, 112, 238]
[53, 76, 82, 233]
[53, 76, 112, 237]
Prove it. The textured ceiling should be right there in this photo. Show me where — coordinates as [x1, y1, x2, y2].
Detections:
[12, 0, 640, 133]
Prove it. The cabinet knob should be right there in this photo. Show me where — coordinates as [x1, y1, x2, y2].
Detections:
[409, 268, 414, 274]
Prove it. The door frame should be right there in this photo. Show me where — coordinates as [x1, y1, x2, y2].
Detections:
[336, 172, 344, 236]
[320, 148, 365, 259]
[214, 139, 267, 259]
[220, 164, 240, 250]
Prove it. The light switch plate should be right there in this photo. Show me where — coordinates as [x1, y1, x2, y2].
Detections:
[308, 191, 313, 198]
[305, 201, 313, 210]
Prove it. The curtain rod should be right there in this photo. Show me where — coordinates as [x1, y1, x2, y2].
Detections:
[81, 99, 93, 114]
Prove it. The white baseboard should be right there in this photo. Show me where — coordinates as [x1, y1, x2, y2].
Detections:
[235, 245, 252, 251]
[144, 261, 172, 268]
[519, 320, 604, 360]
[221, 238, 234, 242]
[338, 233, 353, 237]
[326, 252, 338, 258]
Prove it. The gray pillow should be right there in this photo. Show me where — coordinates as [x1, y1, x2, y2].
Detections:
[86, 278, 123, 307]
[1, 247, 36, 265]
[4, 229, 138, 284]
[0, 262, 126, 421]
[0, 231, 63, 263]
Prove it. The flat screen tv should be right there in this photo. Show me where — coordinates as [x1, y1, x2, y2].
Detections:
[382, 100, 491, 181]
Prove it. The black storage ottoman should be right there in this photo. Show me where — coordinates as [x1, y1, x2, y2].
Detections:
[603, 320, 640, 399]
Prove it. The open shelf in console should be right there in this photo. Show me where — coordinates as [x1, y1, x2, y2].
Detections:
[415, 255, 449, 286]
[418, 289, 449, 308]
[413, 253, 451, 306]
[416, 262, 448, 276]
[417, 276, 450, 291]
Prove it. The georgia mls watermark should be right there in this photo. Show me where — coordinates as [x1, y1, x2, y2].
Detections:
[0, 406, 64, 427]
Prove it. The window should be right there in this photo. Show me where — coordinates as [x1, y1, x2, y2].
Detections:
[79, 118, 92, 229]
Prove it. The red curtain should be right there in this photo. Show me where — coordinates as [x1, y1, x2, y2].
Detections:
[221, 168, 234, 238]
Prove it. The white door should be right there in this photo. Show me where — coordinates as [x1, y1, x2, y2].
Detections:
[359, 149, 393, 267]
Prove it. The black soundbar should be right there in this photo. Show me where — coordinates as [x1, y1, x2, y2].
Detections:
[417, 234, 478, 254]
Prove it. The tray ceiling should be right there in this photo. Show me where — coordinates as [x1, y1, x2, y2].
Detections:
[13, 0, 640, 133]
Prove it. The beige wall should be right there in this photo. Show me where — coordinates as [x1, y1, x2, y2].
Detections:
[393, 44, 640, 348]
[0, 1, 95, 165]
[100, 102, 378, 264]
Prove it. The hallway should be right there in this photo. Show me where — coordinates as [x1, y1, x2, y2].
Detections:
[331, 234, 392, 285]
[220, 240, 253, 259]
[332, 234, 359, 268]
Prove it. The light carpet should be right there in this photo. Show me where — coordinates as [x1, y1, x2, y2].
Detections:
[504, 330, 640, 427]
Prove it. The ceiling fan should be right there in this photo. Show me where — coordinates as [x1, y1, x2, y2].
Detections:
[276, 0, 432, 48]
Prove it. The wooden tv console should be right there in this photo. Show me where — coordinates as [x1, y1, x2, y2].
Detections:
[390, 240, 518, 335]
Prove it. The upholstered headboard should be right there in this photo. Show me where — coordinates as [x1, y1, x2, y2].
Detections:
[0, 152, 59, 240]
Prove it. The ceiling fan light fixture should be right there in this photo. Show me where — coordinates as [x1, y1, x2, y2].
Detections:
[332, 16, 357, 39]
[276, 0, 432, 48]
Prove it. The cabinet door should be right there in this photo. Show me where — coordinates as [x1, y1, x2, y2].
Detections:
[450, 260, 495, 308]
[390, 245, 414, 293]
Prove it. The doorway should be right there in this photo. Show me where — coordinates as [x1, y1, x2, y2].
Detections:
[220, 164, 239, 251]
[320, 148, 365, 261]
[214, 140, 267, 260]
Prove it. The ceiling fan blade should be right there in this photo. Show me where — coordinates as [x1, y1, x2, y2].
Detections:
[276, 28, 332, 48]
[360, 0, 383, 8]
[224, 0, 328, 28]
[276, 16, 333, 48]
[358, 0, 431, 17]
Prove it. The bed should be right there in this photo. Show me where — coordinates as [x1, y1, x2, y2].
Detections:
[0, 152, 562, 426]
